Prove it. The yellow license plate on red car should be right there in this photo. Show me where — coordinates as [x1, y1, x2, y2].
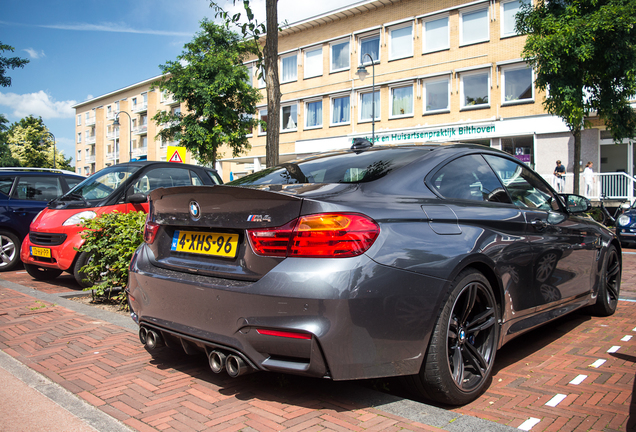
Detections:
[171, 231, 238, 258]
[30, 247, 51, 258]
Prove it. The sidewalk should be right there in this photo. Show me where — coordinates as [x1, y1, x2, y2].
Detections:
[0, 253, 634, 432]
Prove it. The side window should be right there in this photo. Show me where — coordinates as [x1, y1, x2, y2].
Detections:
[0, 176, 15, 196]
[13, 176, 61, 201]
[205, 170, 222, 185]
[189, 171, 204, 186]
[431, 154, 511, 203]
[135, 168, 196, 193]
[65, 177, 82, 191]
[484, 155, 559, 211]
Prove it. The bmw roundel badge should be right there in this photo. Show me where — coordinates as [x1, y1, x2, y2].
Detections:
[189, 200, 201, 220]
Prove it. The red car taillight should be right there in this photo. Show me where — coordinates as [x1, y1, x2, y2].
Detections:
[248, 213, 379, 258]
[144, 221, 160, 244]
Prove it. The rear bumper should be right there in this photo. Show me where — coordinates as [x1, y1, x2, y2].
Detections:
[128, 244, 447, 381]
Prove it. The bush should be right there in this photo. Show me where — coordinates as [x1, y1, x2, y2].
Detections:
[77, 211, 146, 309]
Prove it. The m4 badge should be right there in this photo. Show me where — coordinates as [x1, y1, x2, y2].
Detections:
[247, 215, 271, 222]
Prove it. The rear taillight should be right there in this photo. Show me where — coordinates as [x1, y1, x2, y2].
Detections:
[248, 213, 379, 258]
[144, 221, 160, 244]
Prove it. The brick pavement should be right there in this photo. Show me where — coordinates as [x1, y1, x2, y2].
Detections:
[0, 253, 634, 431]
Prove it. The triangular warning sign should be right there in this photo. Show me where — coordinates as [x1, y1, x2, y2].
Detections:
[169, 151, 183, 163]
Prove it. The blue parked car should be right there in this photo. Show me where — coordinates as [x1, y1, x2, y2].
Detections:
[0, 168, 84, 271]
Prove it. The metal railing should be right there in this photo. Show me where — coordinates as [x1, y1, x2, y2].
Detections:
[85, 155, 96, 163]
[86, 116, 96, 126]
[106, 152, 118, 161]
[132, 102, 148, 113]
[86, 135, 96, 145]
[132, 124, 148, 135]
[132, 146, 148, 157]
[106, 129, 120, 140]
[542, 172, 636, 201]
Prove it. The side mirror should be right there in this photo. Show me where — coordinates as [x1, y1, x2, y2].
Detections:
[560, 194, 591, 213]
[128, 192, 147, 204]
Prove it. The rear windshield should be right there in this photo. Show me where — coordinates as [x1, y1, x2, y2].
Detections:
[230, 148, 430, 185]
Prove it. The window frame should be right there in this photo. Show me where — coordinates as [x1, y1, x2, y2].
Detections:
[388, 23, 414, 61]
[258, 109, 268, 135]
[501, 63, 534, 105]
[304, 46, 323, 79]
[330, 39, 350, 73]
[422, 14, 450, 54]
[460, 69, 491, 110]
[77, 115, 81, 126]
[305, 99, 323, 130]
[459, 6, 490, 46]
[245, 64, 254, 86]
[358, 90, 381, 123]
[330, 94, 351, 126]
[358, 33, 380, 65]
[501, 0, 530, 38]
[281, 103, 298, 132]
[423, 75, 451, 114]
[389, 84, 414, 119]
[280, 52, 298, 84]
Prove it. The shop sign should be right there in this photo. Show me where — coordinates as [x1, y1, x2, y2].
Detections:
[353, 124, 496, 145]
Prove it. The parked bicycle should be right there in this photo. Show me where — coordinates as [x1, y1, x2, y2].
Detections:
[593, 194, 631, 226]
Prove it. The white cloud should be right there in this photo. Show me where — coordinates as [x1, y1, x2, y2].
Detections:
[39, 21, 193, 37]
[23, 48, 45, 59]
[0, 91, 76, 119]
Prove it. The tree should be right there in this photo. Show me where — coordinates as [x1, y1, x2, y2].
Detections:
[6, 115, 72, 169]
[0, 114, 20, 167]
[210, 0, 282, 168]
[517, 0, 636, 194]
[152, 19, 262, 167]
[0, 42, 29, 88]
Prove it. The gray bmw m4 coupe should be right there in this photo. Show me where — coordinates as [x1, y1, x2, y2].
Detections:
[127, 143, 621, 405]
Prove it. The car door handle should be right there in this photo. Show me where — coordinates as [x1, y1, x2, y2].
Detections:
[531, 219, 548, 230]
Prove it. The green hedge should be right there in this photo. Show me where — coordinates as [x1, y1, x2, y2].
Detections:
[78, 211, 146, 309]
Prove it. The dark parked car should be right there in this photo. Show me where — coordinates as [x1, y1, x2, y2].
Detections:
[616, 202, 636, 247]
[21, 161, 221, 286]
[0, 168, 84, 271]
[127, 144, 621, 405]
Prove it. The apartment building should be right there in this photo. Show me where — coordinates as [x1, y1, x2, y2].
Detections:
[73, 76, 188, 176]
[75, 0, 636, 197]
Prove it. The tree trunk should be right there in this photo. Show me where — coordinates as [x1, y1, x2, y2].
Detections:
[572, 127, 581, 195]
[264, 0, 280, 168]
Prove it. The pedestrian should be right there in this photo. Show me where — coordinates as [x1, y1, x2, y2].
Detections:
[554, 160, 566, 192]
[583, 161, 594, 198]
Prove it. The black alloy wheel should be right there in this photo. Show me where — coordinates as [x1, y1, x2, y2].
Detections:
[591, 245, 621, 316]
[411, 270, 499, 405]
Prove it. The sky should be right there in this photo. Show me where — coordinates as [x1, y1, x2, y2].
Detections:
[0, 0, 361, 165]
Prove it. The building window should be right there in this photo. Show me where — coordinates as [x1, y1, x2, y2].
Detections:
[305, 100, 323, 129]
[423, 16, 449, 53]
[502, 65, 533, 104]
[502, 0, 530, 38]
[281, 104, 298, 131]
[461, 70, 490, 108]
[77, 150, 81, 161]
[359, 34, 380, 64]
[389, 24, 413, 60]
[281, 53, 297, 83]
[115, 101, 120, 111]
[304, 47, 322, 79]
[77, 115, 81, 126]
[331, 95, 350, 126]
[171, 106, 181, 116]
[330, 40, 350, 73]
[359, 91, 380, 121]
[390, 85, 414, 118]
[245, 64, 254, 86]
[259, 109, 267, 134]
[77, 132, 82, 143]
[258, 67, 266, 88]
[423, 76, 450, 113]
[85, 112, 90, 120]
[460, 7, 489, 46]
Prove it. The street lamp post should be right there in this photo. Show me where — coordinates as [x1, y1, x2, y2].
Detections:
[356, 53, 376, 146]
[112, 111, 133, 161]
[43, 131, 56, 169]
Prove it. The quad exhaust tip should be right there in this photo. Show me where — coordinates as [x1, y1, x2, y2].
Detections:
[208, 350, 227, 374]
[139, 326, 164, 350]
[226, 354, 252, 378]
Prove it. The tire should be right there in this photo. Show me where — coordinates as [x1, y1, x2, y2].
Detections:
[24, 263, 63, 280]
[590, 245, 621, 317]
[409, 269, 499, 405]
[0, 231, 21, 272]
[73, 252, 94, 288]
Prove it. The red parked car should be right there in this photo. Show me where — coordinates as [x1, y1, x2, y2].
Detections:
[21, 161, 221, 286]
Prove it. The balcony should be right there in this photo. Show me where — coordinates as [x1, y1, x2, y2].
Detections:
[132, 146, 148, 157]
[161, 93, 180, 106]
[106, 129, 120, 140]
[85, 155, 96, 163]
[86, 116, 96, 126]
[106, 111, 116, 120]
[106, 151, 119, 162]
[86, 135, 96, 145]
[132, 124, 148, 135]
[160, 139, 180, 149]
[132, 102, 148, 113]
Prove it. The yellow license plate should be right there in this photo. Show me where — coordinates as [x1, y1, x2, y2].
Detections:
[30, 246, 51, 258]
[171, 230, 239, 258]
